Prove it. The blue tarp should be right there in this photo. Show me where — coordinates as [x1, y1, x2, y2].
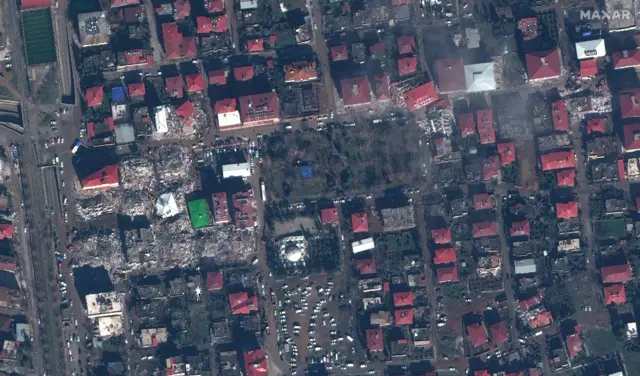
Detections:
[301, 166, 312, 178]
[112, 86, 126, 102]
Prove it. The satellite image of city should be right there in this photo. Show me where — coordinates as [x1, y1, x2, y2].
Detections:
[0, 0, 639, 374]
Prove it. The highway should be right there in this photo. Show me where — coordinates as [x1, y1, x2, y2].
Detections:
[3, 0, 70, 373]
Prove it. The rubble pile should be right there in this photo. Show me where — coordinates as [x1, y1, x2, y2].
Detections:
[417, 107, 454, 137]
[119, 189, 152, 217]
[154, 144, 194, 186]
[119, 156, 155, 190]
[201, 225, 256, 263]
[76, 193, 117, 220]
[381, 205, 416, 232]
[151, 215, 197, 267]
[70, 230, 127, 279]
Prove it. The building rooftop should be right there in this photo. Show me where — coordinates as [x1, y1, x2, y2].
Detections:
[366, 327, 384, 351]
[187, 199, 210, 229]
[472, 221, 498, 238]
[604, 283, 626, 304]
[229, 291, 258, 314]
[284, 61, 317, 82]
[78, 11, 111, 47]
[238, 92, 280, 127]
[510, 220, 531, 237]
[340, 76, 372, 106]
[436, 265, 459, 282]
[436, 57, 466, 93]
[467, 322, 489, 347]
[393, 291, 413, 307]
[551, 100, 568, 131]
[356, 258, 376, 275]
[477, 108, 495, 144]
[525, 49, 561, 80]
[483, 156, 499, 181]
[403, 81, 438, 112]
[394, 307, 414, 325]
[86, 292, 124, 318]
[620, 89, 640, 119]
[351, 212, 368, 232]
[398, 56, 418, 76]
[464, 62, 496, 92]
[331, 44, 348, 61]
[541, 151, 575, 171]
[397, 35, 415, 55]
[556, 201, 578, 219]
[206, 271, 223, 290]
[601, 263, 632, 283]
[490, 321, 508, 344]
[434, 247, 456, 264]
[320, 208, 339, 224]
[431, 228, 451, 244]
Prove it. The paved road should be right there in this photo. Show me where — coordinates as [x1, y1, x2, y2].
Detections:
[308, 0, 338, 115]
[52, 0, 72, 98]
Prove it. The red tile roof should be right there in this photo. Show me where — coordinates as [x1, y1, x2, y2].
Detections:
[206, 0, 224, 12]
[394, 308, 414, 325]
[541, 151, 575, 171]
[457, 113, 476, 137]
[165, 76, 183, 98]
[211, 15, 228, 32]
[247, 39, 264, 53]
[176, 100, 195, 120]
[525, 49, 561, 80]
[604, 283, 626, 304]
[398, 56, 418, 76]
[320, 208, 339, 224]
[355, 258, 376, 275]
[81, 165, 119, 190]
[214, 98, 236, 113]
[229, 291, 258, 314]
[587, 117, 607, 134]
[234, 66, 254, 81]
[243, 349, 267, 376]
[437, 265, 459, 282]
[351, 212, 368, 233]
[601, 264, 632, 283]
[0, 225, 14, 240]
[556, 201, 578, 219]
[397, 36, 415, 55]
[331, 45, 348, 61]
[613, 49, 640, 69]
[497, 142, 516, 165]
[580, 58, 598, 77]
[174, 0, 190, 18]
[85, 86, 104, 107]
[284, 61, 317, 82]
[566, 333, 583, 359]
[122, 49, 153, 67]
[483, 156, 500, 181]
[518, 17, 538, 40]
[185, 73, 204, 93]
[341, 76, 372, 106]
[529, 311, 553, 328]
[551, 100, 568, 131]
[197, 16, 214, 33]
[556, 169, 576, 187]
[472, 221, 498, 238]
[467, 322, 489, 347]
[128, 82, 145, 97]
[620, 89, 640, 119]
[473, 193, 493, 210]
[404, 81, 438, 112]
[477, 108, 495, 144]
[431, 228, 451, 244]
[434, 247, 456, 264]
[475, 371, 490, 376]
[374, 74, 390, 100]
[20, 0, 51, 10]
[490, 321, 508, 344]
[208, 69, 227, 85]
[623, 123, 640, 150]
[162, 23, 196, 59]
[393, 291, 413, 307]
[436, 57, 466, 93]
[366, 328, 383, 351]
[238, 92, 280, 127]
[519, 292, 544, 311]
[206, 271, 223, 290]
[510, 220, 530, 237]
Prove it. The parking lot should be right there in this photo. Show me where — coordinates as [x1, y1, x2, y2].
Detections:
[272, 273, 380, 375]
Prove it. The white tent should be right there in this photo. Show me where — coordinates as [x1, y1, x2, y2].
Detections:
[154, 106, 169, 134]
[576, 39, 606, 60]
[464, 63, 496, 92]
[156, 193, 180, 218]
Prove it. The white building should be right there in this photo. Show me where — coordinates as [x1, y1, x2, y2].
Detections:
[154, 106, 169, 134]
[352, 237, 375, 254]
[514, 258, 537, 275]
[279, 235, 307, 264]
[86, 292, 126, 338]
[217, 111, 242, 128]
[156, 193, 180, 218]
[464, 62, 496, 92]
[576, 39, 606, 60]
[222, 163, 251, 179]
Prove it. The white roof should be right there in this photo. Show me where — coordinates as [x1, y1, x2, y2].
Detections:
[352, 237, 375, 253]
[156, 193, 180, 219]
[217, 111, 242, 127]
[464, 63, 496, 92]
[154, 106, 169, 133]
[576, 39, 606, 60]
[240, 0, 257, 9]
[111, 104, 128, 121]
[97, 315, 124, 338]
[115, 123, 135, 144]
[222, 162, 251, 178]
[514, 258, 537, 274]
[86, 292, 124, 318]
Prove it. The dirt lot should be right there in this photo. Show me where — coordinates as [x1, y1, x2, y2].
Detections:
[517, 140, 539, 190]
[262, 117, 425, 202]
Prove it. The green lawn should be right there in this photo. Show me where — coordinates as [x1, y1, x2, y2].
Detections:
[188, 199, 211, 229]
[21, 9, 56, 65]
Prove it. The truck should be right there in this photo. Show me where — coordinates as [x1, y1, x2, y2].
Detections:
[71, 139, 83, 154]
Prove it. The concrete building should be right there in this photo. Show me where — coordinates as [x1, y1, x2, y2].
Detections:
[352, 237, 375, 253]
[514, 258, 537, 275]
[222, 162, 251, 179]
[77, 11, 111, 47]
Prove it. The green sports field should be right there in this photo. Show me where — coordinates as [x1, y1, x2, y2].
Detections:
[21, 8, 56, 66]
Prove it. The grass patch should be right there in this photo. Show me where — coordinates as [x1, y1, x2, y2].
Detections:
[21, 9, 56, 65]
